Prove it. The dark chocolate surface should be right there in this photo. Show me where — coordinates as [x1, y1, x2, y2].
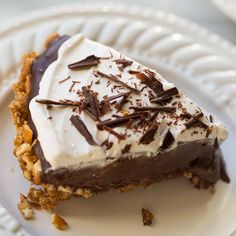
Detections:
[29, 35, 229, 190]
[41, 141, 227, 190]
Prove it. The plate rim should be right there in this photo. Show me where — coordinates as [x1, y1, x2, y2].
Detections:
[1, 2, 236, 107]
[0, 2, 236, 236]
[211, 0, 236, 23]
[0, 2, 236, 54]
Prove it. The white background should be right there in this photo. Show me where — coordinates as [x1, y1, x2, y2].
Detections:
[0, 0, 236, 44]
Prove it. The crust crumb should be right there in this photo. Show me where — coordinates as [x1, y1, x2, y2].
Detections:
[45, 33, 59, 48]
[118, 184, 135, 193]
[141, 208, 154, 226]
[51, 214, 68, 231]
[18, 194, 34, 220]
[32, 161, 42, 184]
[22, 123, 33, 144]
[28, 186, 71, 210]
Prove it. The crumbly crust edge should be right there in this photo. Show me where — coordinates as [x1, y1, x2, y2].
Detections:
[9, 51, 40, 183]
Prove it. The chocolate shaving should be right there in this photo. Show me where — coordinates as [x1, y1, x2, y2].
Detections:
[99, 93, 130, 115]
[97, 113, 144, 129]
[96, 71, 141, 94]
[70, 115, 97, 145]
[82, 86, 100, 121]
[209, 115, 214, 123]
[82, 86, 90, 100]
[58, 76, 71, 84]
[112, 114, 122, 118]
[68, 55, 100, 70]
[131, 111, 153, 116]
[83, 108, 99, 121]
[144, 69, 156, 77]
[90, 92, 100, 120]
[206, 126, 213, 138]
[149, 111, 158, 123]
[103, 92, 130, 102]
[95, 79, 100, 85]
[184, 113, 203, 129]
[141, 208, 154, 226]
[69, 81, 80, 92]
[114, 58, 133, 69]
[128, 70, 139, 75]
[135, 71, 164, 95]
[139, 126, 158, 144]
[161, 130, 175, 150]
[179, 113, 192, 119]
[141, 85, 148, 92]
[115, 92, 130, 111]
[99, 100, 111, 116]
[130, 106, 176, 113]
[94, 95, 101, 116]
[220, 157, 230, 183]
[214, 138, 219, 149]
[101, 125, 126, 140]
[100, 139, 113, 150]
[36, 99, 81, 107]
[121, 144, 132, 154]
[150, 87, 179, 103]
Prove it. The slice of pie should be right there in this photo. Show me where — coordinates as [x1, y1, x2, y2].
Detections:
[10, 33, 229, 210]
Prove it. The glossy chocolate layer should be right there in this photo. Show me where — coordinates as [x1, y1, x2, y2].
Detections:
[29, 36, 229, 190]
[41, 141, 228, 190]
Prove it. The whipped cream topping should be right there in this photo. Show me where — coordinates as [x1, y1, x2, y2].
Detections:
[29, 34, 228, 170]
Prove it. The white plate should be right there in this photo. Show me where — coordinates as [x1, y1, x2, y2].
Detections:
[0, 3, 236, 236]
[211, 0, 236, 23]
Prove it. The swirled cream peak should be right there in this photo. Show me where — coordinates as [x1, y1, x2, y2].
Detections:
[29, 34, 228, 170]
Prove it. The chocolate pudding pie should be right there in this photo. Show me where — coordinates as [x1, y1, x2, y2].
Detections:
[10, 33, 229, 209]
